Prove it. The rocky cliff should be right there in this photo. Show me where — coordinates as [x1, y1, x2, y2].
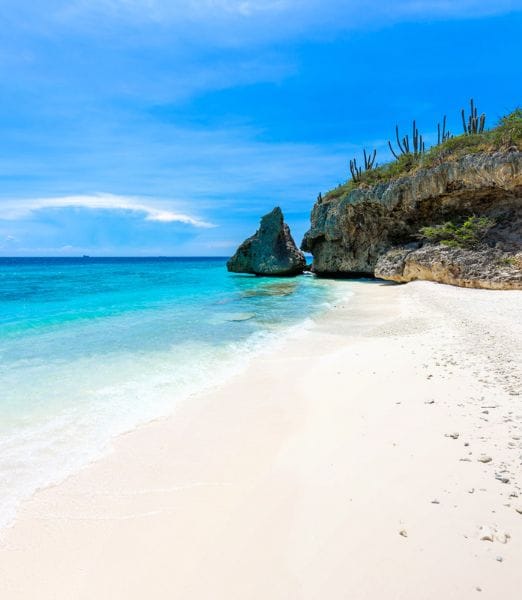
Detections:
[228, 207, 306, 276]
[302, 152, 522, 289]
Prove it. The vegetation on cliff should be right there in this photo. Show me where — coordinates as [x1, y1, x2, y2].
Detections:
[326, 105, 522, 202]
[418, 216, 496, 249]
[302, 149, 522, 287]
[304, 100, 521, 290]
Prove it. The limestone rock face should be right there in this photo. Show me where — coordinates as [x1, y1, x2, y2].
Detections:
[227, 207, 306, 276]
[301, 152, 522, 288]
[375, 246, 522, 290]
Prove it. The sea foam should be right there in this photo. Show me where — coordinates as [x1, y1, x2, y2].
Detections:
[0, 257, 349, 532]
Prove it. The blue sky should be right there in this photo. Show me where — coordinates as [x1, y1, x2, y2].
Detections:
[0, 0, 521, 256]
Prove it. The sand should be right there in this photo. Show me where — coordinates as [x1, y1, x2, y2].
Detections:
[1, 280, 521, 599]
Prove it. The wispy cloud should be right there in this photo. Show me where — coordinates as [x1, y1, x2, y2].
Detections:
[11, 0, 520, 44]
[55, 0, 522, 28]
[59, 0, 290, 21]
[1, 194, 215, 228]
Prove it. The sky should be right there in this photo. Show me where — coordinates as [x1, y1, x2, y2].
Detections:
[0, 0, 521, 256]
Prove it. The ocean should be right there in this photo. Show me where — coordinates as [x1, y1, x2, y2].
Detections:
[0, 257, 345, 531]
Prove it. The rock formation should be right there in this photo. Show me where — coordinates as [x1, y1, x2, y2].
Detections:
[227, 207, 306, 276]
[375, 246, 522, 290]
[302, 152, 522, 289]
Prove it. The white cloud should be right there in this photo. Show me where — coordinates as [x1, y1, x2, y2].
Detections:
[0, 194, 215, 228]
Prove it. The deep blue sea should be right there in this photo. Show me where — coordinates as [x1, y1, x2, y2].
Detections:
[0, 257, 345, 530]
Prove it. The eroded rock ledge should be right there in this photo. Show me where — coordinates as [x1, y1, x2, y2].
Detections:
[375, 246, 522, 290]
[302, 152, 522, 289]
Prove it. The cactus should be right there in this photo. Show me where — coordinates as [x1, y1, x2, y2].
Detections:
[388, 121, 425, 158]
[461, 98, 486, 135]
[411, 120, 425, 155]
[363, 148, 377, 170]
[437, 115, 452, 145]
[349, 158, 362, 183]
[350, 149, 377, 183]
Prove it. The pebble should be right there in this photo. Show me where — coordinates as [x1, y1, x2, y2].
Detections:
[496, 533, 511, 544]
[478, 455, 493, 463]
[431, 499, 440, 504]
[515, 507, 522, 514]
[399, 529, 408, 538]
[496, 556, 503, 562]
[478, 528, 511, 545]
[446, 432, 460, 439]
[495, 475, 510, 484]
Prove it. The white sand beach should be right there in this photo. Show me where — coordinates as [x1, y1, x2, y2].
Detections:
[1, 280, 521, 599]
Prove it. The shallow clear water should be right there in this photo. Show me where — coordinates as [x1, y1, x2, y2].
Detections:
[0, 257, 345, 530]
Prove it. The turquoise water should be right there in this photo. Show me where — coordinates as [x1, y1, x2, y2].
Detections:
[0, 257, 344, 530]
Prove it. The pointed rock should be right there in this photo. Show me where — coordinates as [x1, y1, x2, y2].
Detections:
[227, 207, 306, 276]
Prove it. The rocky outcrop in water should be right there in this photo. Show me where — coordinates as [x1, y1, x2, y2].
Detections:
[227, 207, 306, 276]
[302, 152, 522, 289]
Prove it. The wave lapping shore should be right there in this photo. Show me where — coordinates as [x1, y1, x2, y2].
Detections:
[1, 280, 521, 599]
[0, 257, 340, 532]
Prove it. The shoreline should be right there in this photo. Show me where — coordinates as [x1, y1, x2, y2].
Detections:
[1, 280, 522, 599]
[0, 275, 345, 534]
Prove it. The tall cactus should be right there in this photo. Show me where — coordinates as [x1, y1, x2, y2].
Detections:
[412, 120, 425, 155]
[349, 158, 362, 183]
[437, 115, 452, 145]
[363, 148, 377, 170]
[461, 98, 486, 135]
[388, 121, 425, 159]
[349, 149, 377, 183]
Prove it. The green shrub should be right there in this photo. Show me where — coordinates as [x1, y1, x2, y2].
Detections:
[490, 108, 522, 148]
[498, 256, 522, 268]
[418, 216, 496, 249]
